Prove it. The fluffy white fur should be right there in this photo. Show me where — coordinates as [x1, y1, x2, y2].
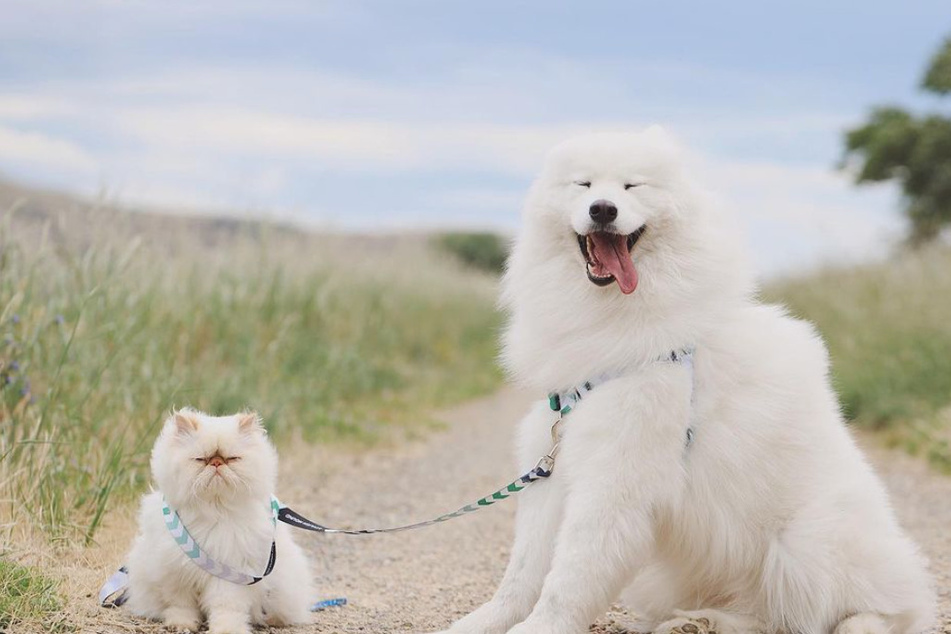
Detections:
[436, 129, 935, 634]
[124, 409, 314, 634]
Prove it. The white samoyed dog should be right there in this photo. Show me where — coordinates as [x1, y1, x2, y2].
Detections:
[435, 129, 934, 634]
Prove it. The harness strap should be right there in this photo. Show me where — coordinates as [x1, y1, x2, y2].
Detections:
[548, 347, 695, 416]
[98, 566, 129, 608]
[548, 347, 696, 448]
[161, 495, 280, 586]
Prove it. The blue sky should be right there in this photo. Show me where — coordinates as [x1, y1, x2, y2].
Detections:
[1, 0, 948, 275]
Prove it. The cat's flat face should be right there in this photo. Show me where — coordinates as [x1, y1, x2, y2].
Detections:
[151, 409, 278, 507]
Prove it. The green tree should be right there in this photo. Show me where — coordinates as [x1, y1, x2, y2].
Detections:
[844, 36, 951, 246]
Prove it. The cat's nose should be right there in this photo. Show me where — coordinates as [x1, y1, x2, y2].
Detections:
[208, 456, 225, 468]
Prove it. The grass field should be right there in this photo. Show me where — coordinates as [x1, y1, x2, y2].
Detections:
[765, 245, 951, 472]
[0, 188, 506, 628]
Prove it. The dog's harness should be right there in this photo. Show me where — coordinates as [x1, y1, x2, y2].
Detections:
[99, 347, 696, 609]
[546, 347, 696, 458]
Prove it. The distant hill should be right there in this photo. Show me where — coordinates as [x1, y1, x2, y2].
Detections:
[0, 177, 308, 253]
[0, 178, 427, 259]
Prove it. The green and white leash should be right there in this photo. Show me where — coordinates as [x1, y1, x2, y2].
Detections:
[275, 347, 695, 536]
[100, 348, 694, 609]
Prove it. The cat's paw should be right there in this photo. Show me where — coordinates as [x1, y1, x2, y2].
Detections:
[163, 606, 202, 632]
[207, 611, 252, 634]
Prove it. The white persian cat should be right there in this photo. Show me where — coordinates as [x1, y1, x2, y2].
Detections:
[124, 409, 314, 634]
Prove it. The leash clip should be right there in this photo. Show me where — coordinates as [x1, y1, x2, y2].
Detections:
[533, 416, 563, 475]
[534, 452, 556, 475]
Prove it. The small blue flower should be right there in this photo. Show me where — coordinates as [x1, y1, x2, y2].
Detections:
[19, 379, 30, 396]
[55, 314, 65, 325]
[9, 361, 18, 372]
[4, 375, 12, 385]
[11, 315, 20, 324]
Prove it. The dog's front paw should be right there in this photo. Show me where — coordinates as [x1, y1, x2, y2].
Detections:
[505, 624, 542, 634]
[435, 599, 524, 634]
[833, 613, 891, 634]
[506, 617, 571, 634]
[653, 615, 717, 634]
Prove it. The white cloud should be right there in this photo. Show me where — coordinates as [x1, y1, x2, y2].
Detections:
[0, 125, 98, 174]
[0, 95, 75, 120]
[0, 1, 354, 42]
[425, 188, 526, 213]
[692, 156, 903, 274]
[114, 105, 606, 174]
[117, 107, 414, 165]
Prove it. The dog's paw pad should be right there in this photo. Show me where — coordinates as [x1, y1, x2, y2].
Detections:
[655, 617, 717, 634]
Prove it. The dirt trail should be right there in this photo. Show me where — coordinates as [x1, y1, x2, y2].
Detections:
[62, 388, 949, 634]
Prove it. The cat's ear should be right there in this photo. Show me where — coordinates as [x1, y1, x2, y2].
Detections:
[238, 412, 264, 435]
[172, 410, 199, 436]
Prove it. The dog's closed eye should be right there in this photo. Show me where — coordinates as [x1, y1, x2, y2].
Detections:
[575, 181, 591, 188]
[624, 183, 644, 190]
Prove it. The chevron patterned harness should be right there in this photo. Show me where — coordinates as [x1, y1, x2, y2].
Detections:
[99, 347, 695, 609]
[162, 496, 280, 584]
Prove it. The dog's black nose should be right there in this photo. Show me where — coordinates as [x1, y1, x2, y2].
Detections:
[589, 200, 618, 224]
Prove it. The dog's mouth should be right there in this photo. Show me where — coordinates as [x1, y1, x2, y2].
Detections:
[577, 225, 646, 294]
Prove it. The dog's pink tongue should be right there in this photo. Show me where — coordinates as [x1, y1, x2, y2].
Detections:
[590, 233, 638, 294]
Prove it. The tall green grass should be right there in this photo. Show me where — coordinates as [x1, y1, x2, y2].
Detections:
[0, 211, 503, 546]
[766, 246, 951, 471]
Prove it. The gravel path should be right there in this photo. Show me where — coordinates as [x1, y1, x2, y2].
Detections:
[66, 388, 949, 633]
